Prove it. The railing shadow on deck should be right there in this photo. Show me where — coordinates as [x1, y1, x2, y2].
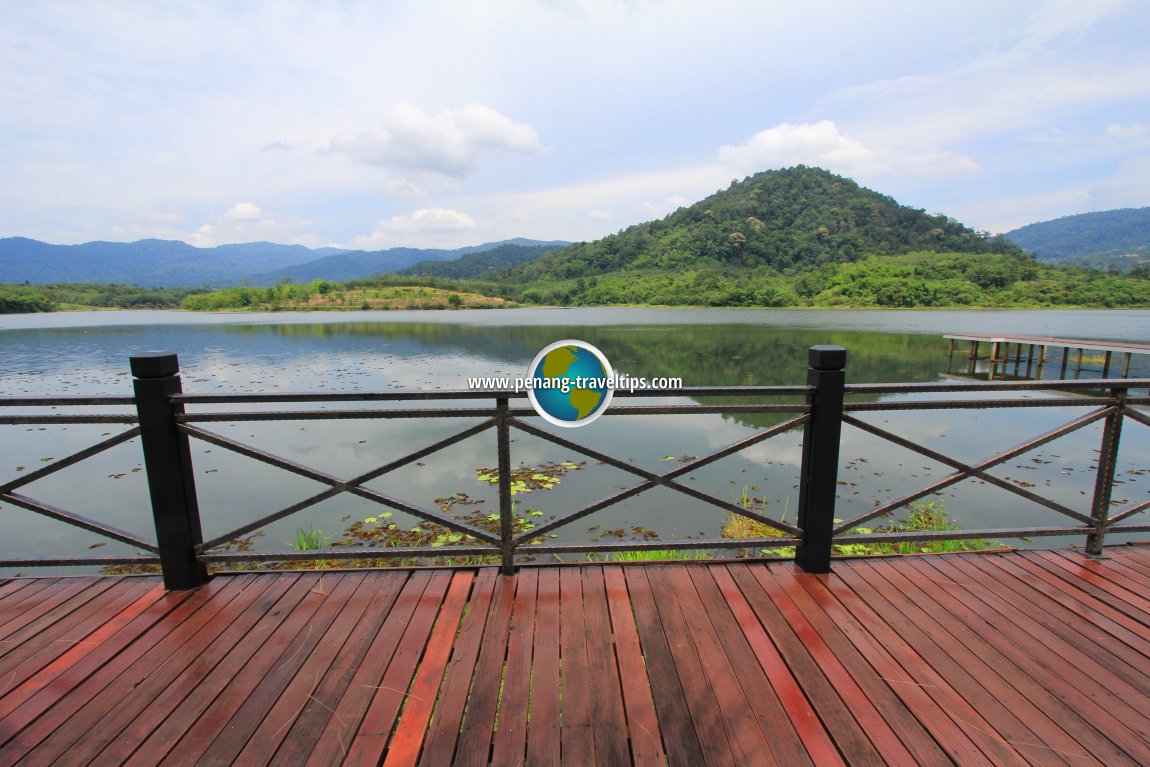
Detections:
[2, 346, 1149, 589]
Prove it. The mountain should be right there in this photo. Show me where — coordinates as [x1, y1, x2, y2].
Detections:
[397, 243, 562, 279]
[0, 236, 571, 287]
[247, 239, 570, 285]
[511, 166, 1022, 286]
[0, 238, 341, 287]
[1005, 208, 1150, 271]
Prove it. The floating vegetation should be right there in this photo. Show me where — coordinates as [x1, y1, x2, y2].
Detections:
[474, 460, 585, 494]
[722, 497, 1006, 558]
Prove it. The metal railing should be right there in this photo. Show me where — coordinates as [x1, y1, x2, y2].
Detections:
[832, 378, 1150, 555]
[1, 346, 1148, 589]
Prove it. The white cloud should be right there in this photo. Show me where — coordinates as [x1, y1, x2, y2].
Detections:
[328, 102, 543, 177]
[225, 202, 262, 221]
[718, 120, 979, 180]
[1088, 156, 1150, 210]
[720, 120, 885, 177]
[1106, 123, 1149, 142]
[352, 207, 479, 249]
[187, 203, 315, 247]
[386, 179, 428, 199]
[588, 209, 614, 221]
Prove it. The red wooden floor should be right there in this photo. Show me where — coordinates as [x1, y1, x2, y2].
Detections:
[1, 548, 1149, 765]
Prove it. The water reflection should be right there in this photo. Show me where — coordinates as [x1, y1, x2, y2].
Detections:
[2, 309, 1148, 571]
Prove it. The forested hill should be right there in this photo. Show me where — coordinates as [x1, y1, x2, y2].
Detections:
[1005, 208, 1150, 270]
[397, 243, 558, 279]
[511, 166, 1022, 283]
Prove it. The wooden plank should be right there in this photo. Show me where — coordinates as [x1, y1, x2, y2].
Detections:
[0, 577, 58, 617]
[919, 555, 1150, 765]
[197, 572, 370, 765]
[343, 570, 454, 765]
[646, 565, 738, 767]
[262, 570, 408, 767]
[118, 573, 322, 766]
[2, 554, 1150, 766]
[751, 564, 945, 766]
[829, 562, 1036, 767]
[1107, 548, 1150, 579]
[0, 577, 154, 693]
[581, 566, 630, 767]
[0, 576, 241, 762]
[303, 571, 431, 767]
[0, 578, 76, 638]
[488, 569, 537, 767]
[525, 567, 561, 767]
[1024, 552, 1150, 655]
[898, 556, 1140, 767]
[383, 571, 476, 767]
[729, 564, 887, 767]
[969, 556, 1150, 691]
[624, 566, 707, 767]
[85, 573, 302, 765]
[755, 564, 926, 765]
[1054, 549, 1150, 593]
[712, 566, 840, 766]
[989, 553, 1150, 651]
[864, 558, 1108, 766]
[418, 568, 498, 767]
[453, 571, 516, 767]
[0, 582, 177, 740]
[603, 566, 667, 767]
[668, 566, 776, 767]
[920, 554, 1150, 763]
[130, 573, 333, 765]
[0, 577, 115, 662]
[30, 573, 284, 766]
[774, 564, 1005, 767]
[558, 567, 594, 764]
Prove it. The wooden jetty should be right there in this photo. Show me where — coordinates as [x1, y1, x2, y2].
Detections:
[944, 332, 1150, 380]
[2, 550, 1150, 765]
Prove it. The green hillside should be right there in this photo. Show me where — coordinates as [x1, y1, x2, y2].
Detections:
[1005, 208, 1150, 271]
[512, 166, 1021, 285]
[397, 243, 557, 279]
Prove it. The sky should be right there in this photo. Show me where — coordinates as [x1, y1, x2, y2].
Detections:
[2, 0, 1149, 251]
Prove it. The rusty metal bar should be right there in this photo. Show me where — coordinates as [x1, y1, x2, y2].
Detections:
[1087, 387, 1125, 554]
[1108, 497, 1150, 525]
[0, 492, 158, 552]
[833, 406, 1112, 533]
[845, 398, 1105, 412]
[0, 415, 139, 425]
[172, 385, 809, 404]
[508, 415, 808, 544]
[0, 396, 135, 406]
[841, 415, 1095, 526]
[0, 426, 141, 495]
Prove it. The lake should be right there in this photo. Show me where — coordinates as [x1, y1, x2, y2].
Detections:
[2, 307, 1149, 572]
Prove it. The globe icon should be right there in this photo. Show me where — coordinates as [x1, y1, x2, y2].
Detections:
[527, 340, 614, 427]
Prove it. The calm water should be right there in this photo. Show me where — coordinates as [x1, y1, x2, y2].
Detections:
[2, 308, 1149, 570]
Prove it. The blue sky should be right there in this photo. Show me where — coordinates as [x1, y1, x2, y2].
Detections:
[2, 0, 1148, 250]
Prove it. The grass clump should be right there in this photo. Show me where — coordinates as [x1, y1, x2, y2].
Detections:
[721, 496, 1005, 558]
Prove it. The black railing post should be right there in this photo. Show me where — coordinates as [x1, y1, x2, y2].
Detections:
[496, 396, 515, 575]
[131, 352, 209, 589]
[1086, 386, 1125, 556]
[795, 345, 847, 573]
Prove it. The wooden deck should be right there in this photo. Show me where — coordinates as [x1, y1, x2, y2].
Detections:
[2, 549, 1150, 766]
